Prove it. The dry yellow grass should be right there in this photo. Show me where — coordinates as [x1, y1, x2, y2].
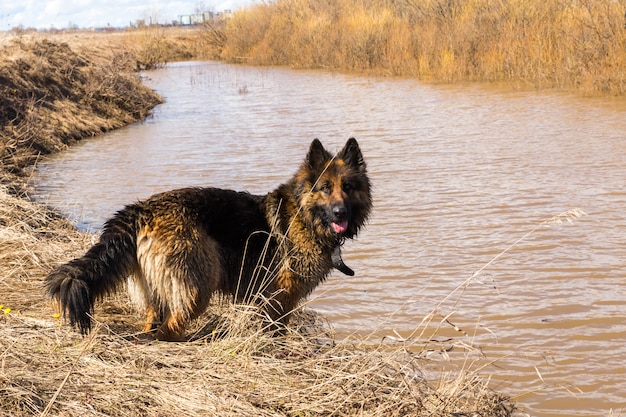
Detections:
[209, 0, 626, 95]
[0, 30, 515, 416]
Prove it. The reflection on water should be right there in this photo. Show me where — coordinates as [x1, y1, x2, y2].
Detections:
[32, 61, 626, 417]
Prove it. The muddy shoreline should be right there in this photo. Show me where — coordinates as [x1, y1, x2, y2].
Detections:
[0, 30, 515, 416]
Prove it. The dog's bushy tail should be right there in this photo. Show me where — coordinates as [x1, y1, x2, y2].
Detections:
[45, 208, 139, 334]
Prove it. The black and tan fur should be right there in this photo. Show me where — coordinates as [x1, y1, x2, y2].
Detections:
[45, 138, 372, 341]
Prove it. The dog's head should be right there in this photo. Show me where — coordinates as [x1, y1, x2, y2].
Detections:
[296, 138, 372, 241]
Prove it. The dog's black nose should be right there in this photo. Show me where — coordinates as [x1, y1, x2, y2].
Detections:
[332, 205, 347, 219]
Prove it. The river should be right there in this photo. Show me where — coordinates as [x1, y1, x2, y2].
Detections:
[32, 61, 626, 416]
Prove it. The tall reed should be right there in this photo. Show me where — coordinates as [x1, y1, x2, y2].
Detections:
[207, 0, 626, 95]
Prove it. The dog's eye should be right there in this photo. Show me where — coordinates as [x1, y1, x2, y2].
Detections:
[319, 184, 331, 194]
[343, 183, 352, 193]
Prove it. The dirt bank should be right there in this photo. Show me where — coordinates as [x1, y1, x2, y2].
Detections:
[0, 32, 162, 184]
[0, 30, 515, 416]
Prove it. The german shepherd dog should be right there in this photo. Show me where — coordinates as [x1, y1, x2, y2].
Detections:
[46, 138, 372, 341]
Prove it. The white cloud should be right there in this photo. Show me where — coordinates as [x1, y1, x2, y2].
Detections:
[0, 0, 253, 30]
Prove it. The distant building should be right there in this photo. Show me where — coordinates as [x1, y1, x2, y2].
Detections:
[178, 10, 231, 26]
[179, 12, 212, 26]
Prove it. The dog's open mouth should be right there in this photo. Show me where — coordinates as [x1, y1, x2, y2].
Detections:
[331, 220, 348, 234]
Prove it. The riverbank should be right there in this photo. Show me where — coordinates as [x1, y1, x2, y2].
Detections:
[0, 30, 515, 415]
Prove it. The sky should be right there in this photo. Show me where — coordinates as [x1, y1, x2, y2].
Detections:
[0, 0, 254, 30]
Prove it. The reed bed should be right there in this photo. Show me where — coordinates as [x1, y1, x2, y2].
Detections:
[210, 0, 626, 95]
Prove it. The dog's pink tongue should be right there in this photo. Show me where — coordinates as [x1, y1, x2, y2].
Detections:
[332, 220, 348, 234]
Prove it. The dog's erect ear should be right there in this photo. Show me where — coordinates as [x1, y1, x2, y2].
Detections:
[306, 138, 332, 171]
[338, 138, 366, 172]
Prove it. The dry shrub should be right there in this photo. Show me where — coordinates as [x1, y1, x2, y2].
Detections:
[211, 0, 626, 95]
[117, 26, 219, 69]
[219, 7, 274, 63]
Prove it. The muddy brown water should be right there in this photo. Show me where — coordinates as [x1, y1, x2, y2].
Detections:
[32, 61, 626, 416]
